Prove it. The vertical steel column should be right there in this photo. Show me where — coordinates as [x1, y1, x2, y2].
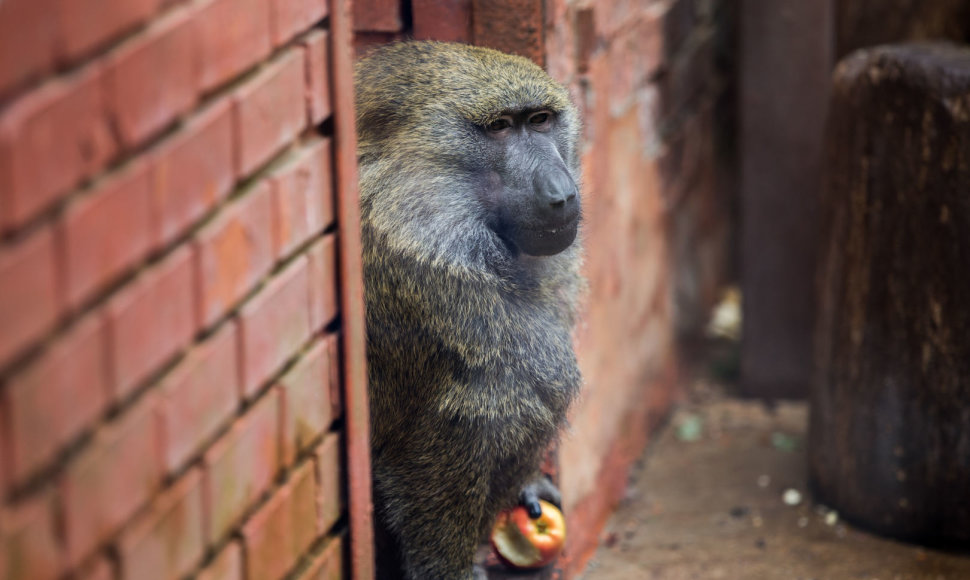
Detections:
[331, 0, 375, 576]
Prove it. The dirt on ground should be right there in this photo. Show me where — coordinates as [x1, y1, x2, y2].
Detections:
[581, 378, 970, 580]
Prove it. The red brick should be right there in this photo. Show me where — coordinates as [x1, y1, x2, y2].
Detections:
[151, 98, 234, 247]
[193, 182, 274, 328]
[58, 0, 161, 61]
[106, 247, 196, 400]
[233, 49, 307, 177]
[472, 0, 544, 65]
[159, 321, 239, 473]
[0, 227, 60, 369]
[600, 0, 639, 38]
[203, 389, 280, 542]
[326, 336, 342, 421]
[103, 6, 199, 148]
[7, 315, 108, 486]
[269, 139, 333, 259]
[270, 0, 328, 46]
[0, 66, 117, 231]
[60, 160, 154, 310]
[1, 488, 64, 580]
[543, 0, 575, 84]
[301, 30, 332, 126]
[294, 537, 343, 580]
[354, 32, 402, 57]
[634, 10, 665, 83]
[118, 469, 205, 580]
[353, 0, 401, 32]
[306, 235, 338, 333]
[575, 7, 595, 75]
[238, 258, 312, 396]
[412, 0, 472, 42]
[290, 464, 319, 549]
[314, 433, 342, 533]
[196, 541, 243, 580]
[0, 0, 58, 97]
[241, 461, 317, 580]
[61, 396, 162, 566]
[279, 338, 333, 464]
[195, 0, 272, 92]
[606, 18, 664, 114]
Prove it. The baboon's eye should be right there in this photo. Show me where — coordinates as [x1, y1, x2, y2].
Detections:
[528, 111, 553, 130]
[486, 118, 512, 133]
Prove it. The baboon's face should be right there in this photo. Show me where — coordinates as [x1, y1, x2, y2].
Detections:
[478, 108, 580, 257]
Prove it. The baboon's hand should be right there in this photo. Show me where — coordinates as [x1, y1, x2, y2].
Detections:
[518, 474, 562, 519]
[473, 563, 489, 580]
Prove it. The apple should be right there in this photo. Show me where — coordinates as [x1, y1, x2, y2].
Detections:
[490, 499, 566, 569]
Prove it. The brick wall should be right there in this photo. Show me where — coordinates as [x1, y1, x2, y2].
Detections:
[0, 0, 366, 578]
[354, 0, 736, 576]
[545, 0, 734, 574]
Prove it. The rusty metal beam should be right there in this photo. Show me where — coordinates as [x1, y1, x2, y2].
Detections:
[331, 0, 375, 577]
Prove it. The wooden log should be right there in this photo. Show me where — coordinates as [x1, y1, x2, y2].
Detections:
[835, 0, 970, 60]
[810, 43, 970, 545]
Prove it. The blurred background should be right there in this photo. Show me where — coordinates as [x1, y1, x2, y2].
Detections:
[1, 0, 969, 578]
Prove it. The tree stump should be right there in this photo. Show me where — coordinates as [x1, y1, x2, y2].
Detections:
[810, 43, 970, 545]
[835, 0, 970, 60]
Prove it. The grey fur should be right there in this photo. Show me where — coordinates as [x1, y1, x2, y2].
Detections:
[356, 41, 584, 580]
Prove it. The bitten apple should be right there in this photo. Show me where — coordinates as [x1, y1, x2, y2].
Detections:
[491, 499, 566, 569]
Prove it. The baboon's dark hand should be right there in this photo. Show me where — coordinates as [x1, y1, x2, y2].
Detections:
[525, 496, 543, 519]
[519, 475, 561, 519]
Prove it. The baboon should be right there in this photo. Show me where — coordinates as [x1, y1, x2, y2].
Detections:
[355, 41, 584, 580]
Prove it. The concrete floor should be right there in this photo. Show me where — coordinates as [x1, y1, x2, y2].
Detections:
[580, 381, 970, 580]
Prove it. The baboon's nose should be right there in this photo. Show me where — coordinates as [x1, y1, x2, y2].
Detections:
[534, 167, 579, 212]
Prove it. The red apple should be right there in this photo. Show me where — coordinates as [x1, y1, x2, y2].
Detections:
[490, 499, 566, 569]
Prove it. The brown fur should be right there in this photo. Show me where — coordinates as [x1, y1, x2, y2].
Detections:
[355, 41, 583, 580]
